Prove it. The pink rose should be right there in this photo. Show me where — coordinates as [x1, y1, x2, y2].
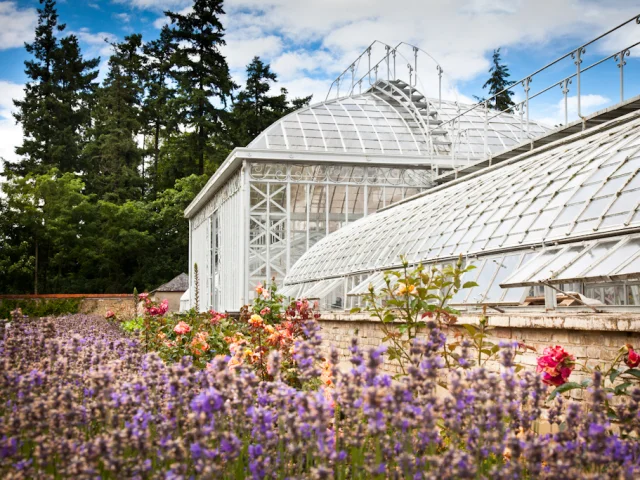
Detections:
[174, 321, 191, 335]
[105, 310, 115, 319]
[147, 299, 169, 316]
[537, 345, 575, 386]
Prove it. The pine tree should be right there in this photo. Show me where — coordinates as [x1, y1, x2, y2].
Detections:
[142, 26, 176, 198]
[230, 56, 312, 147]
[9, 0, 98, 176]
[481, 48, 515, 112]
[83, 34, 146, 203]
[165, 0, 237, 175]
[52, 35, 100, 172]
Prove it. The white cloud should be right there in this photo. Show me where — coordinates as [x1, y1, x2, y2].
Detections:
[0, 80, 25, 165]
[115, 0, 191, 11]
[533, 94, 611, 127]
[152, 6, 193, 29]
[0, 1, 37, 50]
[212, 0, 638, 109]
[223, 34, 284, 71]
[114, 12, 131, 23]
[72, 28, 118, 58]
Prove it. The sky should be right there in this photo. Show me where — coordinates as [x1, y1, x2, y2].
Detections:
[0, 0, 639, 165]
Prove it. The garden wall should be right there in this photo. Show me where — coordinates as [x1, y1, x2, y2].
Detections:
[0, 294, 136, 320]
[318, 310, 640, 397]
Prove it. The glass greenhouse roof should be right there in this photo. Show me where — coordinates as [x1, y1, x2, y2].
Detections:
[248, 80, 548, 159]
[285, 111, 640, 286]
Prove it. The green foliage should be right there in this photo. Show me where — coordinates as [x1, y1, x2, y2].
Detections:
[7, 0, 99, 177]
[358, 256, 474, 375]
[0, 298, 82, 320]
[357, 256, 528, 378]
[0, 1, 310, 296]
[229, 56, 312, 147]
[83, 34, 146, 203]
[0, 169, 206, 294]
[165, 0, 237, 174]
[121, 316, 144, 333]
[480, 48, 515, 111]
[251, 279, 285, 323]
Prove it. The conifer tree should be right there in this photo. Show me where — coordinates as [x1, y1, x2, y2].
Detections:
[230, 56, 312, 147]
[83, 35, 146, 202]
[142, 26, 176, 198]
[165, 0, 237, 175]
[9, 0, 98, 176]
[481, 48, 515, 112]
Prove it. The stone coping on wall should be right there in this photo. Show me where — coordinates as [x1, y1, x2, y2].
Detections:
[318, 310, 640, 333]
[0, 294, 133, 299]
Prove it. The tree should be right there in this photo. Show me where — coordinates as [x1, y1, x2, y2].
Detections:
[142, 25, 177, 198]
[83, 34, 146, 203]
[479, 48, 515, 112]
[8, 0, 98, 177]
[165, 0, 237, 175]
[53, 35, 100, 172]
[230, 56, 313, 147]
[0, 169, 92, 294]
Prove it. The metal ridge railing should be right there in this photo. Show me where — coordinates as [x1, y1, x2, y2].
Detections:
[324, 15, 640, 163]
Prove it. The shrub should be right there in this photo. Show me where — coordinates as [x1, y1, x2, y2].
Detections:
[0, 297, 82, 320]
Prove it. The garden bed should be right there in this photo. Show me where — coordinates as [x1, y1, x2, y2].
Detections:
[1, 309, 639, 479]
[2, 268, 640, 478]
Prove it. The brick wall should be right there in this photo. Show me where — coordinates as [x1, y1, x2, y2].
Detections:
[318, 311, 640, 396]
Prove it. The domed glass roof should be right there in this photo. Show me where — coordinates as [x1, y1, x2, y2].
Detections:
[248, 80, 548, 160]
[285, 111, 640, 285]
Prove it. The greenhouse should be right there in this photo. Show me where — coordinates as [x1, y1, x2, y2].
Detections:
[283, 108, 640, 311]
[184, 78, 547, 311]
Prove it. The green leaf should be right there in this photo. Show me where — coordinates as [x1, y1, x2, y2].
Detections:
[460, 324, 477, 337]
[625, 368, 640, 379]
[614, 382, 632, 395]
[548, 382, 583, 400]
[610, 369, 622, 384]
[462, 281, 478, 289]
[350, 307, 361, 314]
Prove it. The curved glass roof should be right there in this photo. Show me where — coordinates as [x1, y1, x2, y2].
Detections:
[248, 80, 548, 159]
[285, 111, 640, 285]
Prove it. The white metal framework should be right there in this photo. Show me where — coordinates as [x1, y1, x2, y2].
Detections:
[284, 110, 640, 309]
[184, 79, 543, 312]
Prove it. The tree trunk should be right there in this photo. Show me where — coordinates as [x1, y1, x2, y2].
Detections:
[34, 238, 38, 295]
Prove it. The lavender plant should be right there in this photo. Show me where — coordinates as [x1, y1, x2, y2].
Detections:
[2, 313, 640, 479]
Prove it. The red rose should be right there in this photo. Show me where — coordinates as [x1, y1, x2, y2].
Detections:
[625, 346, 640, 368]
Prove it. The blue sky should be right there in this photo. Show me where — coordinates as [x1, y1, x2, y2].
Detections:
[0, 0, 639, 163]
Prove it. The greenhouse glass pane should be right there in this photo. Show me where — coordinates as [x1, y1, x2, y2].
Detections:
[584, 238, 640, 277]
[616, 253, 640, 276]
[556, 241, 617, 279]
[467, 259, 500, 303]
[483, 254, 521, 302]
[501, 248, 561, 286]
[530, 246, 585, 282]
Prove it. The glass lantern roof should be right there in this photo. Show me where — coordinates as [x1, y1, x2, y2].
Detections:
[248, 80, 548, 159]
